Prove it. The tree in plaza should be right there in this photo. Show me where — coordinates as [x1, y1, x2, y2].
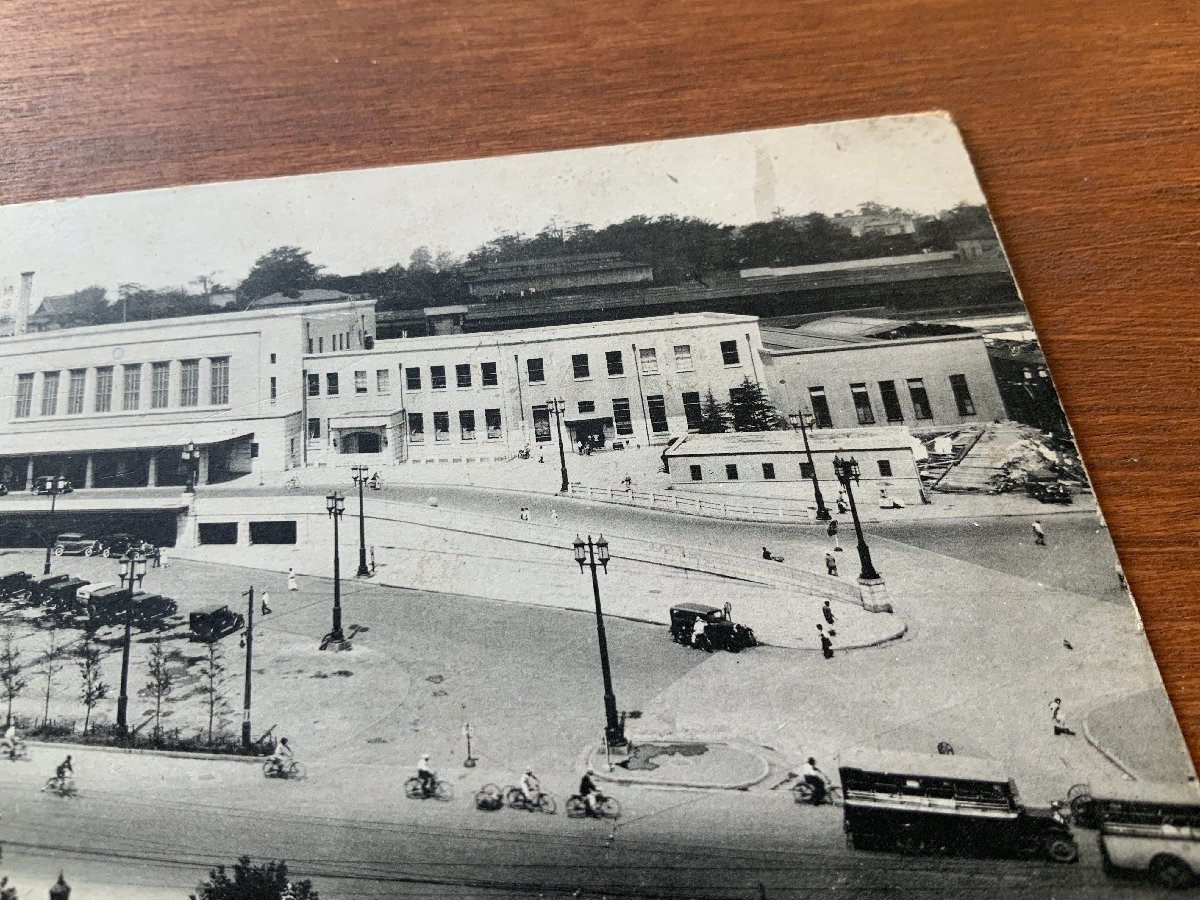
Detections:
[191, 856, 318, 900]
[0, 874, 18, 900]
[78, 635, 109, 734]
[0, 624, 28, 727]
[198, 640, 231, 746]
[144, 638, 174, 746]
[238, 247, 323, 302]
[726, 376, 784, 432]
[34, 624, 67, 727]
[698, 389, 729, 434]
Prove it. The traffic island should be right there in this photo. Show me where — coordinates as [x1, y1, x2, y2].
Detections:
[587, 739, 771, 790]
[1083, 689, 1198, 781]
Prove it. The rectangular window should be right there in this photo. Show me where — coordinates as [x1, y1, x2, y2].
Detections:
[270, 376, 277, 400]
[527, 358, 545, 383]
[307, 338, 314, 354]
[647, 395, 669, 433]
[532, 404, 551, 442]
[720, 339, 741, 366]
[250, 442, 259, 459]
[210, 357, 230, 405]
[67, 369, 86, 415]
[460, 409, 476, 440]
[612, 398, 633, 435]
[572, 353, 590, 380]
[326, 372, 339, 396]
[123, 366, 141, 411]
[307, 417, 321, 439]
[690, 464, 703, 481]
[762, 462, 776, 480]
[180, 360, 199, 407]
[41, 371, 60, 416]
[878, 460, 893, 477]
[485, 408, 502, 439]
[319, 337, 324, 353]
[456, 364, 472, 388]
[150, 362, 170, 409]
[638, 348, 659, 375]
[481, 361, 498, 387]
[94, 367, 113, 413]
[809, 386, 832, 428]
[799, 461, 815, 479]
[578, 400, 596, 414]
[879, 380, 904, 423]
[270, 353, 277, 364]
[682, 391, 702, 430]
[433, 411, 450, 441]
[376, 369, 390, 393]
[726, 463, 739, 480]
[430, 366, 447, 390]
[307, 373, 320, 397]
[673, 344, 693, 371]
[850, 382, 876, 425]
[14, 373, 33, 419]
[407, 412, 424, 442]
[907, 378, 933, 420]
[354, 370, 368, 394]
[605, 350, 624, 376]
[405, 367, 422, 391]
[950, 374, 976, 416]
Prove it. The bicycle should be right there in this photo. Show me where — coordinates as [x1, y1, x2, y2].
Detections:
[283, 476, 301, 490]
[42, 775, 78, 797]
[262, 758, 307, 780]
[2, 740, 28, 762]
[504, 785, 557, 814]
[566, 793, 621, 819]
[792, 780, 842, 806]
[474, 783, 504, 811]
[405, 775, 453, 801]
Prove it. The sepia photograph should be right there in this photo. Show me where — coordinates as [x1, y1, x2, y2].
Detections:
[0, 112, 1194, 898]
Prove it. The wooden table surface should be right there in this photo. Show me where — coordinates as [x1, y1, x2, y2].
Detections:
[3, 1, 1199, 763]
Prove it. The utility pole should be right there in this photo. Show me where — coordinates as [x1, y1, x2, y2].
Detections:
[42, 475, 69, 575]
[548, 398, 570, 493]
[241, 586, 254, 749]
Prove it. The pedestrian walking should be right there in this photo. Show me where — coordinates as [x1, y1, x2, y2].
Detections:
[828, 519, 842, 551]
[818, 625, 833, 660]
[158, 547, 168, 568]
[1050, 697, 1075, 735]
[370, 546, 377, 575]
[550, 509, 559, 524]
[287, 567, 299, 592]
[1032, 520, 1046, 546]
[837, 490, 849, 515]
[825, 551, 838, 577]
[261, 591, 272, 615]
[822, 600, 836, 625]
[520, 506, 531, 523]
[692, 617, 707, 649]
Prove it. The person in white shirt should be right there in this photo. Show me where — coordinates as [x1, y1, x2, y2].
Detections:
[417, 753, 437, 796]
[801, 757, 828, 804]
[520, 768, 540, 805]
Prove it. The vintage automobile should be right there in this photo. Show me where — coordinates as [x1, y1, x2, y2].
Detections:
[839, 748, 1078, 864]
[189, 603, 246, 642]
[1026, 480, 1072, 505]
[26, 572, 72, 603]
[669, 602, 758, 653]
[44, 577, 91, 620]
[1082, 780, 1200, 889]
[97, 533, 138, 558]
[86, 587, 178, 628]
[31, 476, 72, 496]
[53, 533, 100, 557]
[0, 571, 32, 602]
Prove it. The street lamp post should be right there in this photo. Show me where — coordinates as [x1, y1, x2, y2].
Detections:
[548, 398, 570, 494]
[831, 455, 892, 612]
[181, 442, 201, 493]
[115, 549, 148, 736]
[42, 475, 70, 576]
[350, 466, 371, 577]
[325, 492, 346, 646]
[240, 586, 255, 749]
[573, 534, 627, 748]
[787, 410, 831, 521]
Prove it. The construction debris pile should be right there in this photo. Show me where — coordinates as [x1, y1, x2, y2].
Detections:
[921, 423, 1085, 495]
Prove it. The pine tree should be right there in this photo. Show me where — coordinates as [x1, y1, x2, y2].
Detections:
[0, 625, 28, 727]
[35, 625, 67, 727]
[698, 389, 729, 433]
[144, 638, 174, 746]
[78, 636, 109, 734]
[726, 376, 784, 432]
[199, 641, 231, 746]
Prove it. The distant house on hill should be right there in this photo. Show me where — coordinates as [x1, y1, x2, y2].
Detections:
[246, 288, 359, 309]
[28, 289, 108, 332]
[832, 209, 917, 238]
[461, 252, 653, 301]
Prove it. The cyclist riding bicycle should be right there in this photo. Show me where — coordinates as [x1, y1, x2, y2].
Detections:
[268, 737, 294, 775]
[54, 754, 74, 788]
[417, 754, 437, 796]
[520, 768, 540, 805]
[801, 757, 829, 805]
[579, 767, 603, 817]
[1, 723, 21, 757]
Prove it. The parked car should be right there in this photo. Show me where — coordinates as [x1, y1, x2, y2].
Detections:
[669, 602, 758, 653]
[1026, 481, 1072, 505]
[0, 571, 31, 601]
[0, 483, 8, 496]
[53, 533, 101, 557]
[97, 533, 137, 558]
[31, 476, 72, 495]
[189, 603, 245, 642]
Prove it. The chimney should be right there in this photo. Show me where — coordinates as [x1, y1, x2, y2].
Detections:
[16, 271, 34, 336]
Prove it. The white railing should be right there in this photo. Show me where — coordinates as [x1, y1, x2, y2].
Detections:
[568, 484, 816, 524]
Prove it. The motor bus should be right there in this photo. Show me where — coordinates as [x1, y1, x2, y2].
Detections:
[838, 748, 1078, 863]
[1087, 780, 1200, 889]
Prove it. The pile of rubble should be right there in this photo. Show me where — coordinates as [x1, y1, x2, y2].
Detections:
[922, 423, 1084, 494]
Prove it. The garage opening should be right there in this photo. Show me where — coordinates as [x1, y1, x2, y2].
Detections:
[248, 521, 298, 545]
[198, 522, 239, 545]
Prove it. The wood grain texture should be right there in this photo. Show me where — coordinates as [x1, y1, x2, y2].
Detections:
[3, 0, 1199, 758]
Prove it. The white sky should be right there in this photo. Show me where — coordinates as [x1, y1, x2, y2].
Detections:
[0, 112, 986, 304]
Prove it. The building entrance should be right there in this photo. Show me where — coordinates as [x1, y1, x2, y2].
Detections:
[567, 417, 611, 452]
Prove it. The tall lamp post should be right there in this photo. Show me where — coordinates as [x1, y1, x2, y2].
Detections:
[115, 548, 148, 736]
[181, 442, 201, 493]
[787, 410, 831, 521]
[239, 586, 255, 749]
[42, 475, 71, 575]
[548, 398, 570, 494]
[350, 466, 371, 578]
[831, 455, 891, 611]
[573, 534, 627, 748]
[325, 492, 346, 646]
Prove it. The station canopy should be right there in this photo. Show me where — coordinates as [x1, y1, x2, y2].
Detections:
[0, 420, 253, 456]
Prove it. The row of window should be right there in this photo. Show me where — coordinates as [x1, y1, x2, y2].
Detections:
[306, 408, 505, 443]
[532, 340, 740, 384]
[690, 459, 895, 482]
[13, 358, 230, 419]
[307, 330, 357, 354]
[808, 375, 976, 427]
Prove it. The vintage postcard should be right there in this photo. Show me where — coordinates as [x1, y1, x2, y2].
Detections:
[0, 112, 1194, 898]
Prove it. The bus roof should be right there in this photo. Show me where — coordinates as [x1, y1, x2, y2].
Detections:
[1090, 780, 1200, 807]
[839, 747, 1010, 784]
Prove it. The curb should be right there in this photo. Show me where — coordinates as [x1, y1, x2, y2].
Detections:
[25, 738, 265, 764]
[1082, 709, 1138, 780]
[588, 739, 772, 791]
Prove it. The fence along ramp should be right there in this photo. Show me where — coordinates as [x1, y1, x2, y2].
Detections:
[569, 484, 817, 525]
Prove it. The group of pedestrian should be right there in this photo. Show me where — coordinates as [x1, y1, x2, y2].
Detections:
[817, 601, 836, 659]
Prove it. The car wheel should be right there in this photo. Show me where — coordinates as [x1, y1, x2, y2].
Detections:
[1151, 855, 1194, 889]
[53, 546, 64, 556]
[102, 547, 111, 558]
[84, 546, 94, 557]
[1044, 836, 1079, 864]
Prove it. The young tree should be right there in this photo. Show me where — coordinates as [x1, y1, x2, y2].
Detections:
[698, 389, 729, 434]
[0, 625, 28, 727]
[727, 376, 784, 432]
[78, 635, 109, 734]
[144, 638, 174, 746]
[191, 856, 318, 900]
[35, 625, 67, 727]
[199, 641, 231, 746]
